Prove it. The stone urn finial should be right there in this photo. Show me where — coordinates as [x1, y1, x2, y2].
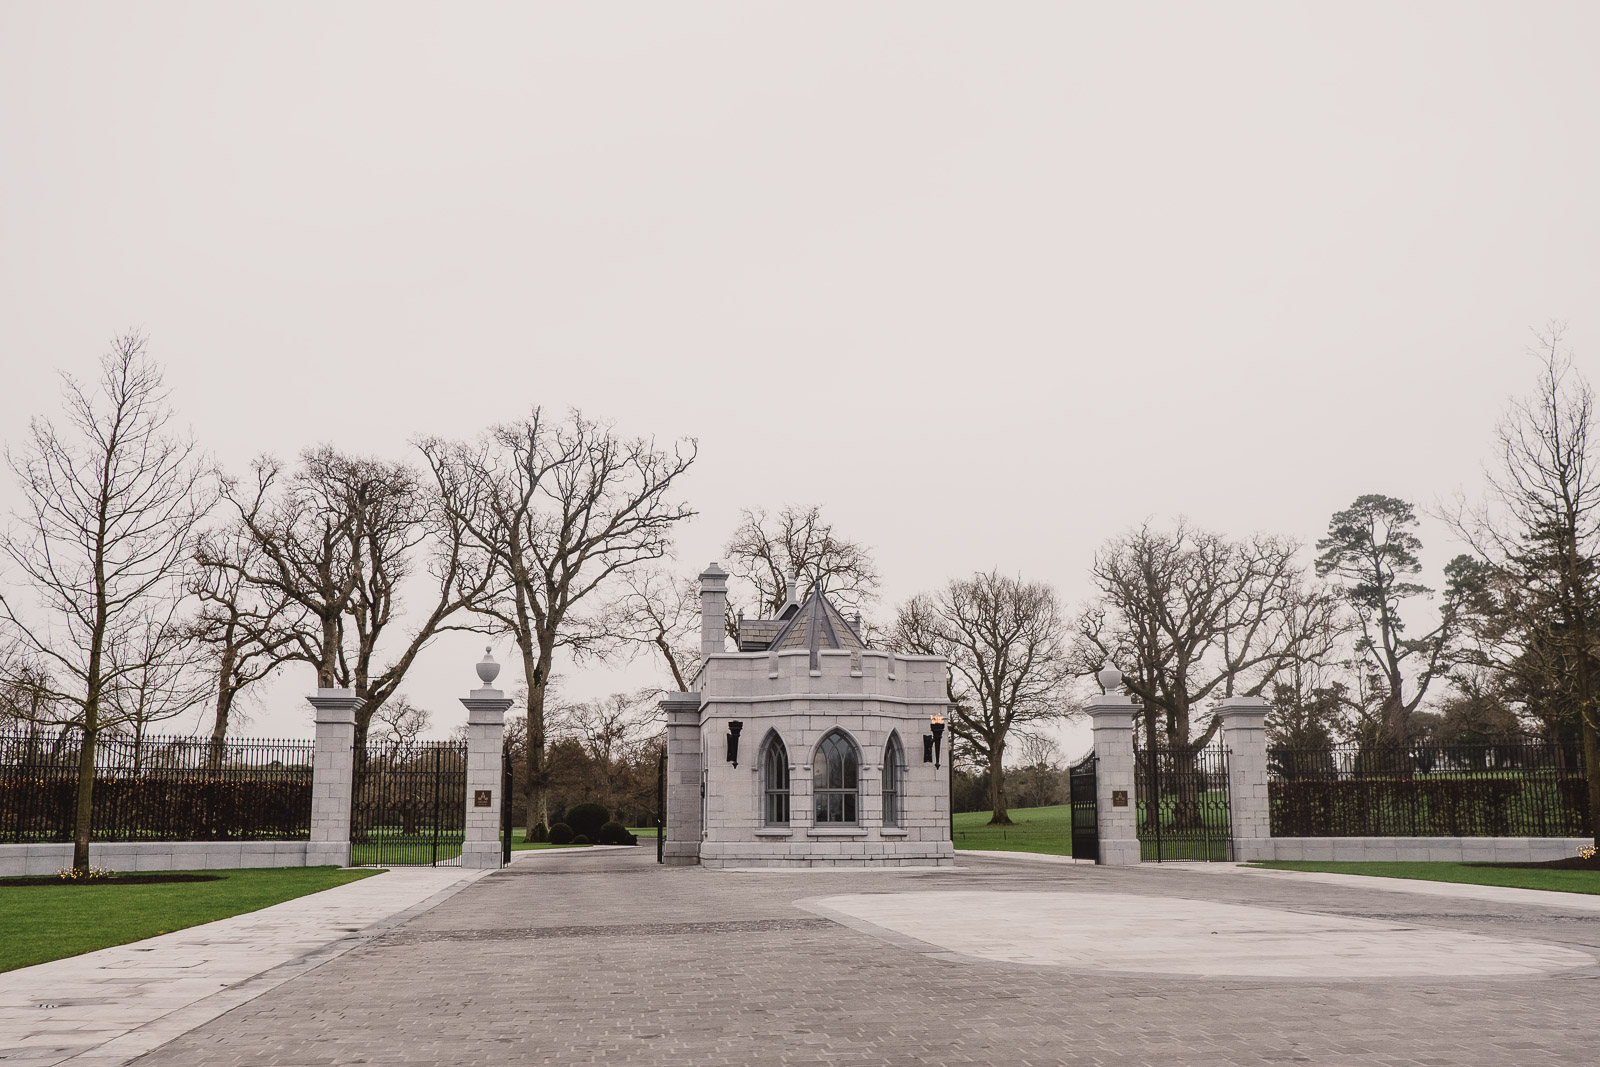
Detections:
[1097, 665, 1123, 693]
[476, 646, 500, 687]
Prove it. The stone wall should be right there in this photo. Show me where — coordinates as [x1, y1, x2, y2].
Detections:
[0, 841, 312, 878]
[1265, 837, 1590, 864]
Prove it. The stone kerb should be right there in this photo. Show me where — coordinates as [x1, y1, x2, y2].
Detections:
[306, 688, 359, 868]
[1084, 668, 1140, 866]
[1217, 696, 1272, 862]
[459, 649, 513, 869]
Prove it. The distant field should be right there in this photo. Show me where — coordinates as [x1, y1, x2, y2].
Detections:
[953, 804, 1073, 856]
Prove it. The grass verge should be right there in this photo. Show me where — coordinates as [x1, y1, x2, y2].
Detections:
[953, 804, 1073, 856]
[0, 865, 380, 973]
[1247, 860, 1600, 896]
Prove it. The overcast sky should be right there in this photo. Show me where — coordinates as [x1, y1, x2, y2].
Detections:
[3, 3, 1597, 749]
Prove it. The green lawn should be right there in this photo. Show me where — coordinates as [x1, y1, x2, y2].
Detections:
[0, 866, 380, 973]
[1248, 860, 1600, 896]
[507, 827, 658, 850]
[953, 804, 1074, 856]
[508, 829, 590, 851]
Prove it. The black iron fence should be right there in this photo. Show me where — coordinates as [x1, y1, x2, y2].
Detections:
[1269, 741, 1589, 837]
[1135, 744, 1232, 861]
[0, 731, 314, 843]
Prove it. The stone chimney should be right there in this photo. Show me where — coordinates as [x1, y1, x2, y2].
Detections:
[700, 563, 729, 656]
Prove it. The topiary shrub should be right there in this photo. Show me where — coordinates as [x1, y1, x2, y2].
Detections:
[529, 823, 549, 843]
[547, 822, 574, 845]
[570, 834, 590, 845]
[598, 821, 636, 846]
[565, 802, 610, 841]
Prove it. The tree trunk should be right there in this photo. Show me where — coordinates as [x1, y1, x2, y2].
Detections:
[986, 740, 1011, 825]
[209, 674, 234, 771]
[72, 720, 98, 875]
[1581, 715, 1600, 845]
[318, 612, 339, 688]
[521, 638, 551, 836]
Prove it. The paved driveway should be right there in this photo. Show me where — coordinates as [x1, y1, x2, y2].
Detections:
[139, 849, 1600, 1066]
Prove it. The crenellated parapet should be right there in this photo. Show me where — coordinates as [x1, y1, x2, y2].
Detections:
[696, 648, 948, 705]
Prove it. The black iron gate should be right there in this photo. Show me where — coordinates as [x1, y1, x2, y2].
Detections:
[1134, 744, 1232, 862]
[1068, 752, 1099, 862]
[501, 741, 513, 866]
[351, 740, 467, 866]
[656, 750, 666, 864]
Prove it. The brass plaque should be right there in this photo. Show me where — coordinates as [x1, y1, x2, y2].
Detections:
[1111, 790, 1128, 807]
[474, 789, 493, 808]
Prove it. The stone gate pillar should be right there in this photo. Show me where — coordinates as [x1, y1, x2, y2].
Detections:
[1085, 667, 1140, 865]
[307, 688, 359, 867]
[460, 648, 513, 869]
[1217, 695, 1272, 861]
[661, 690, 704, 866]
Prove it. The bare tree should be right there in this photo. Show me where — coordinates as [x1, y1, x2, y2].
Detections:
[1011, 730, 1063, 769]
[420, 408, 696, 834]
[102, 605, 211, 757]
[191, 522, 302, 755]
[892, 570, 1073, 825]
[1075, 521, 1339, 754]
[1267, 661, 1353, 750]
[0, 335, 209, 873]
[210, 447, 489, 748]
[372, 695, 432, 749]
[554, 689, 660, 765]
[1005, 731, 1068, 809]
[604, 567, 701, 691]
[1445, 327, 1600, 841]
[0, 641, 56, 732]
[724, 505, 879, 619]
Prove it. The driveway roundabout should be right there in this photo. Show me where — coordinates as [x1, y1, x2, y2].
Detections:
[801, 889, 1597, 979]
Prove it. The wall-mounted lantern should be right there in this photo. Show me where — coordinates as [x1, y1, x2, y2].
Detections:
[930, 713, 946, 769]
[726, 720, 744, 767]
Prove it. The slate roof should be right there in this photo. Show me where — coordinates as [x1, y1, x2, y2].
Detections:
[767, 588, 868, 653]
[736, 618, 783, 652]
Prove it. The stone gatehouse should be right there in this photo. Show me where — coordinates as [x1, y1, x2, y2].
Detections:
[661, 564, 955, 867]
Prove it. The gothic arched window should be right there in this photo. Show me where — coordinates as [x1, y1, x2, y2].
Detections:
[761, 732, 790, 826]
[882, 732, 904, 827]
[812, 730, 860, 824]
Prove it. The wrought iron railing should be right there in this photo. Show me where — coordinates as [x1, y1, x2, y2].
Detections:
[1268, 741, 1588, 838]
[0, 730, 315, 842]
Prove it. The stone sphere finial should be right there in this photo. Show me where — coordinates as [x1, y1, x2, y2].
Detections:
[476, 646, 500, 687]
[1096, 665, 1123, 693]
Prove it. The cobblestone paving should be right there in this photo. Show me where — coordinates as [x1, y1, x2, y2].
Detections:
[138, 851, 1600, 1066]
